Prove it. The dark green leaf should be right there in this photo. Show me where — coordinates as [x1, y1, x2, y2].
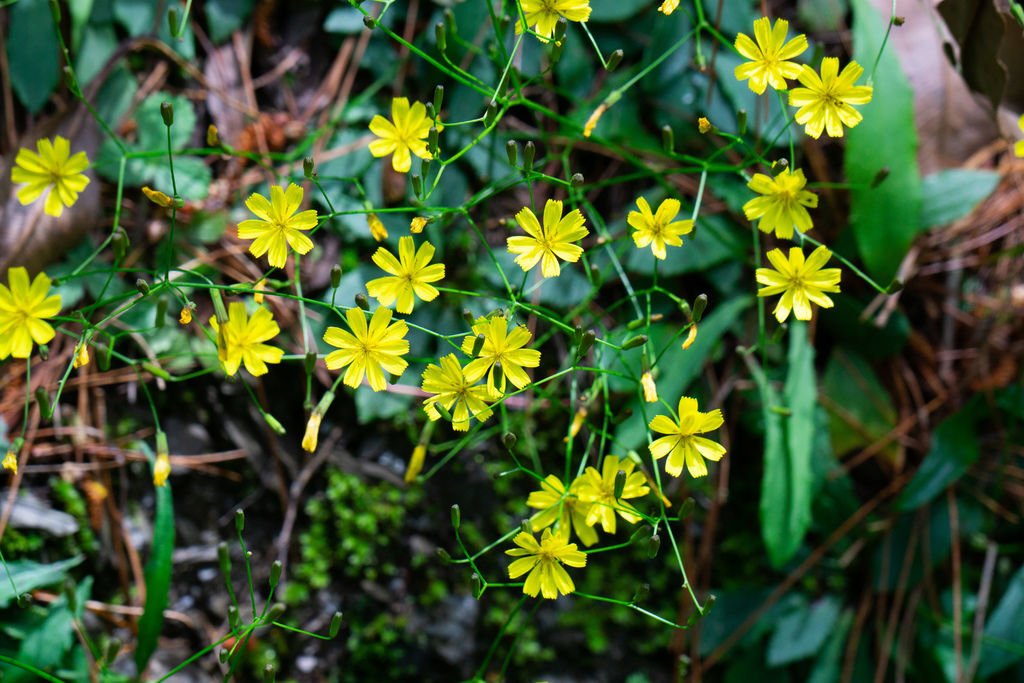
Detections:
[897, 406, 979, 510]
[0, 556, 84, 608]
[7, 0, 60, 113]
[847, 0, 922, 284]
[206, 0, 254, 42]
[767, 595, 842, 666]
[919, 169, 1001, 229]
[821, 349, 900, 464]
[589, 0, 647, 22]
[323, 7, 365, 35]
[15, 577, 92, 675]
[134, 469, 175, 674]
[808, 609, 854, 683]
[979, 563, 1024, 677]
[113, 0, 156, 34]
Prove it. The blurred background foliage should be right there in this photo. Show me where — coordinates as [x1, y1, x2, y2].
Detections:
[1, 0, 1023, 681]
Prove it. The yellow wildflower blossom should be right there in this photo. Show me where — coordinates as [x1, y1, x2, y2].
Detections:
[649, 397, 727, 478]
[368, 97, 433, 173]
[507, 199, 588, 278]
[142, 186, 173, 207]
[209, 302, 285, 377]
[410, 216, 428, 234]
[366, 236, 445, 314]
[756, 245, 841, 322]
[0, 267, 62, 360]
[3, 448, 18, 474]
[368, 214, 389, 242]
[698, 116, 712, 134]
[641, 371, 658, 403]
[179, 305, 193, 325]
[421, 354, 493, 432]
[324, 307, 410, 392]
[11, 136, 91, 217]
[743, 168, 818, 239]
[627, 196, 694, 260]
[516, 0, 592, 40]
[526, 474, 598, 546]
[237, 183, 318, 268]
[153, 453, 171, 487]
[659, 0, 679, 15]
[460, 315, 541, 397]
[789, 58, 873, 138]
[506, 528, 587, 599]
[574, 455, 650, 534]
[73, 342, 90, 369]
[734, 18, 808, 95]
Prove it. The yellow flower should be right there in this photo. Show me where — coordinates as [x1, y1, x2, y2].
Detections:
[410, 216, 428, 234]
[506, 528, 587, 599]
[789, 58, 873, 138]
[368, 97, 433, 173]
[153, 453, 171, 487]
[516, 0, 592, 40]
[734, 18, 808, 95]
[0, 267, 61, 360]
[142, 186, 173, 207]
[368, 214, 389, 242]
[405, 444, 427, 483]
[237, 183, 318, 268]
[743, 168, 818, 239]
[659, 0, 679, 15]
[11, 136, 91, 217]
[583, 103, 607, 138]
[648, 397, 726, 478]
[460, 315, 541, 397]
[366, 236, 446, 314]
[698, 116, 712, 134]
[253, 279, 266, 305]
[641, 371, 658, 403]
[179, 305, 193, 325]
[3, 448, 18, 474]
[507, 199, 588, 278]
[209, 302, 285, 377]
[1016, 114, 1024, 157]
[421, 354, 493, 431]
[324, 307, 409, 391]
[574, 455, 650, 534]
[681, 324, 698, 350]
[302, 412, 322, 453]
[73, 342, 90, 369]
[526, 474, 598, 546]
[627, 197, 694, 260]
[756, 245, 841, 322]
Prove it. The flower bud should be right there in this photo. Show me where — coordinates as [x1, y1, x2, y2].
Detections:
[405, 444, 427, 483]
[179, 305, 193, 325]
[362, 15, 376, 29]
[553, 17, 568, 42]
[355, 293, 370, 311]
[167, 7, 179, 34]
[584, 104, 606, 138]
[111, 228, 129, 261]
[218, 541, 231, 578]
[679, 497, 696, 518]
[206, 124, 220, 146]
[662, 125, 674, 153]
[35, 387, 52, 419]
[450, 504, 461, 530]
[698, 117, 712, 134]
[632, 583, 650, 604]
[692, 294, 708, 323]
[606, 49, 623, 71]
[501, 432, 517, 451]
[303, 156, 315, 179]
[160, 101, 174, 127]
[235, 508, 245, 534]
[367, 214, 388, 241]
[577, 329, 596, 357]
[411, 173, 423, 196]
[622, 335, 648, 350]
[506, 140, 518, 166]
[263, 412, 286, 435]
[435, 547, 452, 563]
[410, 216, 428, 233]
[681, 324, 698, 350]
[647, 533, 660, 558]
[641, 371, 658, 403]
[570, 172, 584, 187]
[471, 334, 486, 357]
[483, 102, 498, 128]
[737, 109, 748, 135]
[135, 278, 150, 296]
[613, 469, 627, 499]
[74, 342, 90, 369]
[269, 560, 282, 589]
[329, 611, 344, 638]
[523, 141, 535, 170]
[143, 186, 173, 208]
[434, 85, 445, 113]
[264, 664, 276, 683]
[435, 22, 447, 53]
[462, 309, 476, 327]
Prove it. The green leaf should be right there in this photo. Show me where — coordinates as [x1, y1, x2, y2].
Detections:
[821, 349, 900, 464]
[7, 0, 60, 113]
[846, 0, 922, 284]
[767, 595, 843, 666]
[919, 169, 1001, 229]
[206, 0, 254, 42]
[324, 6, 365, 35]
[134, 463, 175, 674]
[897, 405, 980, 510]
[0, 556, 84, 608]
[113, 0, 155, 34]
[807, 609, 854, 683]
[979, 563, 1024, 677]
[75, 23, 118, 86]
[758, 322, 817, 568]
[15, 577, 92, 676]
[589, 0, 647, 22]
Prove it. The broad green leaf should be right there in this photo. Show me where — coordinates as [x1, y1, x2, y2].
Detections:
[821, 349, 901, 465]
[206, 0, 254, 42]
[897, 405, 980, 510]
[767, 595, 842, 666]
[14, 577, 92, 678]
[68, 0, 95, 50]
[589, 0, 647, 22]
[919, 169, 1001, 229]
[7, 0, 60, 113]
[979, 563, 1024, 677]
[134, 456, 175, 674]
[75, 24, 118, 86]
[846, 0, 921, 284]
[0, 556, 84, 608]
[758, 321, 817, 567]
[113, 0, 155, 34]
[323, 6, 365, 35]
[808, 609, 854, 683]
